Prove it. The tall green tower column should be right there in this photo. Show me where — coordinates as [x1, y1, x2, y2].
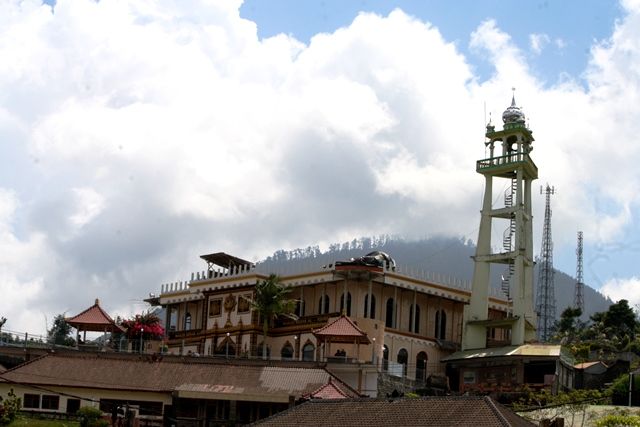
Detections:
[462, 95, 538, 350]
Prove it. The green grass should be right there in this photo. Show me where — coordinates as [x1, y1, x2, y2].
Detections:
[10, 415, 80, 426]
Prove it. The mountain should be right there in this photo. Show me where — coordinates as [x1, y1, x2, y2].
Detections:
[257, 235, 612, 320]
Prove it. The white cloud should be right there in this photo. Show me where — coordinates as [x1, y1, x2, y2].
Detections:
[600, 277, 640, 309]
[529, 33, 551, 55]
[1, 0, 640, 333]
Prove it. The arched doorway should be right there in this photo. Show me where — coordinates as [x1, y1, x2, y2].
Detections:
[302, 342, 315, 361]
[364, 294, 376, 319]
[281, 342, 294, 360]
[340, 292, 352, 316]
[385, 298, 395, 328]
[416, 351, 428, 381]
[397, 348, 408, 376]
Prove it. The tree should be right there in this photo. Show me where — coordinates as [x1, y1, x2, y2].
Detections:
[604, 299, 638, 339]
[553, 306, 583, 345]
[48, 314, 75, 347]
[120, 310, 165, 352]
[0, 389, 20, 425]
[251, 274, 297, 359]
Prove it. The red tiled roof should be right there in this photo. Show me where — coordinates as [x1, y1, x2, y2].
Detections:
[0, 353, 357, 403]
[66, 299, 124, 332]
[302, 378, 350, 400]
[313, 316, 370, 343]
[253, 396, 535, 426]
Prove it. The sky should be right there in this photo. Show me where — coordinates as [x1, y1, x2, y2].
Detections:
[1, 0, 640, 336]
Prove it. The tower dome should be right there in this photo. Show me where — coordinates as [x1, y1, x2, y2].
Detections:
[502, 94, 525, 125]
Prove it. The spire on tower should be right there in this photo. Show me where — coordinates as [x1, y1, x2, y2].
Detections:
[536, 184, 556, 342]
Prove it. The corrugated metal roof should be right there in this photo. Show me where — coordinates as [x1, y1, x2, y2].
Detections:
[442, 344, 564, 362]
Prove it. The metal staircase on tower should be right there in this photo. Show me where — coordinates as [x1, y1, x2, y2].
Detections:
[501, 178, 517, 301]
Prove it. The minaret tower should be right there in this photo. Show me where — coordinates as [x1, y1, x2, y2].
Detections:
[535, 184, 556, 342]
[574, 231, 585, 312]
[462, 92, 538, 350]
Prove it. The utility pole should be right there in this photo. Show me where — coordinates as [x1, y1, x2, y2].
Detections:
[574, 231, 585, 312]
[536, 184, 556, 342]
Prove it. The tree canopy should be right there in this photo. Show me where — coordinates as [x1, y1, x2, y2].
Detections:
[47, 314, 75, 347]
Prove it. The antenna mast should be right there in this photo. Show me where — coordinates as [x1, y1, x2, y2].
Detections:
[574, 231, 584, 312]
[536, 184, 556, 342]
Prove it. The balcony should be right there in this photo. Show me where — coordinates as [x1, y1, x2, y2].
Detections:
[476, 153, 538, 179]
[168, 328, 202, 340]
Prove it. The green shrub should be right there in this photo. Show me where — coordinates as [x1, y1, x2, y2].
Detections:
[76, 406, 106, 427]
[0, 389, 21, 426]
[595, 414, 640, 427]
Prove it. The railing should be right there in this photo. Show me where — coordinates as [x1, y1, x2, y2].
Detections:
[476, 152, 534, 171]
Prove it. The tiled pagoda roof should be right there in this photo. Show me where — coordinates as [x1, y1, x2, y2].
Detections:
[313, 315, 370, 344]
[66, 299, 124, 332]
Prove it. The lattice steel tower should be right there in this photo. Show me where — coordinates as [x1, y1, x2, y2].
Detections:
[536, 184, 556, 342]
[462, 93, 538, 350]
[574, 231, 584, 312]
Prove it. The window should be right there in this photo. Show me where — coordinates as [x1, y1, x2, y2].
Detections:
[364, 294, 376, 319]
[41, 395, 59, 410]
[184, 312, 192, 331]
[23, 394, 40, 409]
[66, 399, 80, 414]
[318, 295, 329, 314]
[385, 298, 395, 328]
[169, 306, 178, 331]
[302, 343, 315, 361]
[416, 351, 428, 381]
[340, 292, 351, 316]
[435, 310, 447, 339]
[281, 343, 294, 360]
[209, 299, 222, 317]
[295, 299, 305, 317]
[409, 304, 421, 334]
[237, 294, 251, 313]
[397, 349, 408, 376]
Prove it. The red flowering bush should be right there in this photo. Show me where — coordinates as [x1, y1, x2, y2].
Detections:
[121, 311, 165, 339]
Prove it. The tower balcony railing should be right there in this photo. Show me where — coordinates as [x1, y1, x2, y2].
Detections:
[476, 152, 538, 177]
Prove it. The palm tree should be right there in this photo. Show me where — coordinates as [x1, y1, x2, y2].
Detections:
[252, 274, 298, 359]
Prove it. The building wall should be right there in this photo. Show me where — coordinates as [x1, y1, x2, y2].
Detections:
[156, 267, 510, 384]
[0, 383, 170, 415]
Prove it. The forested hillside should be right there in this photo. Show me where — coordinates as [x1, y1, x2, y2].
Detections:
[257, 235, 612, 320]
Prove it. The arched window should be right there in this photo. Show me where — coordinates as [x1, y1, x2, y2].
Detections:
[296, 299, 306, 317]
[397, 348, 408, 376]
[385, 298, 395, 328]
[302, 343, 315, 361]
[382, 345, 389, 371]
[340, 292, 352, 316]
[409, 304, 421, 334]
[435, 310, 447, 339]
[184, 312, 192, 331]
[318, 295, 329, 314]
[364, 294, 376, 319]
[416, 351, 428, 381]
[215, 337, 235, 357]
[281, 342, 294, 360]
